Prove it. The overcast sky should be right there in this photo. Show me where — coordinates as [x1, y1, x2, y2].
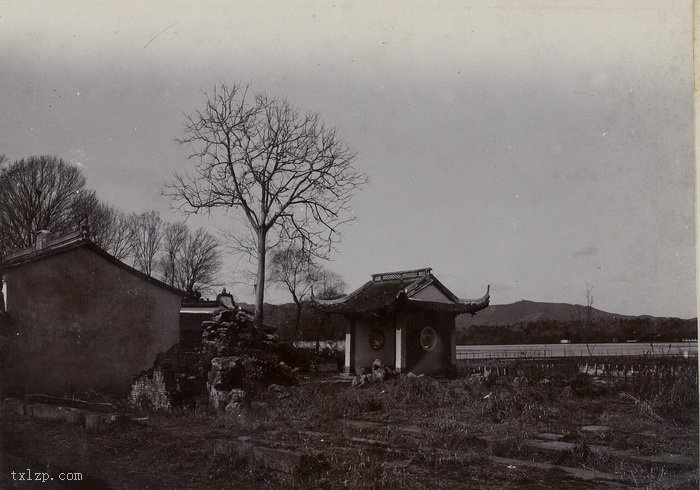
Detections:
[0, 0, 695, 318]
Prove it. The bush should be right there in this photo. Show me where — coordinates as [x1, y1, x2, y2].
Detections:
[384, 376, 452, 406]
[628, 370, 699, 419]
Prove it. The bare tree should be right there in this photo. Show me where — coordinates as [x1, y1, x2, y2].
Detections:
[312, 267, 346, 301]
[158, 221, 189, 286]
[157, 223, 221, 295]
[585, 284, 594, 327]
[76, 197, 135, 260]
[0, 155, 89, 253]
[576, 283, 595, 329]
[101, 209, 137, 261]
[0, 155, 8, 260]
[270, 245, 318, 340]
[311, 267, 346, 351]
[165, 83, 367, 333]
[130, 211, 163, 276]
[179, 227, 222, 295]
[74, 192, 110, 239]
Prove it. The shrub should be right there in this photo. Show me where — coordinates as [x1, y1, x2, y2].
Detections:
[384, 376, 452, 406]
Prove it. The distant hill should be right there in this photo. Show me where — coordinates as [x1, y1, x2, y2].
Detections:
[456, 300, 641, 328]
[455, 300, 696, 344]
[233, 299, 695, 344]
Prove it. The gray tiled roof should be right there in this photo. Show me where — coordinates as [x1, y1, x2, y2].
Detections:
[311, 268, 489, 316]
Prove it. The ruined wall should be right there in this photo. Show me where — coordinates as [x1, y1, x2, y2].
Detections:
[129, 347, 208, 410]
[129, 367, 174, 411]
[2, 246, 181, 396]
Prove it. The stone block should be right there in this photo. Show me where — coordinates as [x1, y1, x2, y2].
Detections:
[580, 425, 610, 433]
[537, 433, 565, 441]
[212, 439, 317, 476]
[209, 357, 242, 385]
[85, 412, 119, 432]
[29, 403, 85, 425]
[4, 398, 25, 416]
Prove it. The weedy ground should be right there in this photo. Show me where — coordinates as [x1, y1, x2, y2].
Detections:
[1, 359, 697, 489]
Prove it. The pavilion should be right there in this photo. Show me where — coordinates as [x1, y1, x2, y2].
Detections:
[311, 268, 490, 375]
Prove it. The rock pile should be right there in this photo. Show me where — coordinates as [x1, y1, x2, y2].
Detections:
[130, 300, 297, 412]
[207, 353, 297, 412]
[351, 359, 396, 387]
[201, 307, 257, 358]
[207, 356, 245, 411]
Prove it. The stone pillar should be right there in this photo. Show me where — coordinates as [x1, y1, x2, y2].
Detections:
[395, 315, 407, 373]
[0, 279, 6, 313]
[344, 327, 352, 374]
[344, 319, 356, 375]
[450, 322, 457, 367]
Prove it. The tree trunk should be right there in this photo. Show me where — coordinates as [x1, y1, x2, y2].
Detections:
[315, 315, 327, 353]
[293, 297, 302, 341]
[254, 228, 267, 337]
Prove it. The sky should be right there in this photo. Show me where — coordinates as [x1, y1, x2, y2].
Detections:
[0, 0, 695, 318]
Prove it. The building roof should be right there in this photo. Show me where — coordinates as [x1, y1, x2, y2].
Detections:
[0, 230, 184, 296]
[180, 289, 277, 331]
[310, 267, 490, 316]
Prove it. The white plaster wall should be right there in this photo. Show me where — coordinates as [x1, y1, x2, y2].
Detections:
[411, 284, 453, 303]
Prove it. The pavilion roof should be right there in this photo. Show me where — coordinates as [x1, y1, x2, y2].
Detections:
[310, 267, 489, 316]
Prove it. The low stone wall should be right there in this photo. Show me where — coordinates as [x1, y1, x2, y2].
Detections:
[26, 394, 117, 413]
[4, 397, 121, 432]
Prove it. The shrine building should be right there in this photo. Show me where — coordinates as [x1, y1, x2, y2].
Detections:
[311, 268, 489, 375]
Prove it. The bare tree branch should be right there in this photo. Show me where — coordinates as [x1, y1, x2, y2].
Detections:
[164, 83, 367, 334]
[0, 155, 88, 253]
[269, 245, 319, 340]
[129, 211, 164, 277]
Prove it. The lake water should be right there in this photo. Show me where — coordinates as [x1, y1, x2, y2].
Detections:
[456, 341, 698, 359]
[297, 340, 698, 359]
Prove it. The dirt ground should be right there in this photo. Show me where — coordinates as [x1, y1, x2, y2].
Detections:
[1, 370, 698, 489]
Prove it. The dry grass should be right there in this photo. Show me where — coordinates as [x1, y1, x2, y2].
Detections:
[2, 359, 697, 488]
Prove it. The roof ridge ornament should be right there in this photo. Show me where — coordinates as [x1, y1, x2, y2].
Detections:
[371, 267, 432, 283]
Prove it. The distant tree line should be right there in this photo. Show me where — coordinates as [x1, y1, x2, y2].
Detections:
[458, 317, 697, 345]
[0, 155, 221, 296]
[257, 301, 348, 344]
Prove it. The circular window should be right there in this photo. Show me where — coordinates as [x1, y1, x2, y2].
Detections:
[419, 327, 438, 352]
[369, 328, 385, 351]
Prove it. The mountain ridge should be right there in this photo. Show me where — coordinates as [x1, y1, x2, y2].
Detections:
[456, 299, 695, 329]
[238, 298, 695, 326]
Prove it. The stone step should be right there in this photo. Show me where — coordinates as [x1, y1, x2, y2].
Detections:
[339, 418, 696, 470]
[339, 418, 424, 437]
[522, 439, 696, 468]
[211, 436, 321, 478]
[299, 427, 625, 486]
[492, 456, 622, 485]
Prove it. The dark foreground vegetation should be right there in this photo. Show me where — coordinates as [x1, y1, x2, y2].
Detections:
[1, 357, 697, 489]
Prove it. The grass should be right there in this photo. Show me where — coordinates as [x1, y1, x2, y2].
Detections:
[2, 358, 697, 488]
